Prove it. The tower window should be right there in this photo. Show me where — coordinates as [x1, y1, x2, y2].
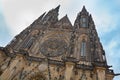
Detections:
[81, 17, 87, 27]
[82, 17, 86, 22]
[82, 23, 86, 27]
[81, 41, 86, 57]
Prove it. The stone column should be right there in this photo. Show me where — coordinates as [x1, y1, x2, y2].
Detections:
[95, 67, 106, 80]
[65, 62, 75, 80]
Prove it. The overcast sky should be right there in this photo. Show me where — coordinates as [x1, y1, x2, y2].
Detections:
[0, 0, 120, 80]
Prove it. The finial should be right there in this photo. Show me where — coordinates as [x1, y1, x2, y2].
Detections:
[65, 14, 68, 17]
[89, 14, 93, 20]
[89, 14, 94, 24]
[82, 5, 87, 12]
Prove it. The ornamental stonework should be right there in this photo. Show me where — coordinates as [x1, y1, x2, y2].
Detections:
[0, 5, 119, 80]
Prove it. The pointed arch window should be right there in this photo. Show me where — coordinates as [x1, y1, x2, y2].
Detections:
[80, 40, 86, 57]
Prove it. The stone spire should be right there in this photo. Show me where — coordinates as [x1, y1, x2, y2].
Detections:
[42, 5, 60, 24]
[74, 6, 89, 29]
[81, 6, 89, 15]
[88, 14, 96, 29]
[54, 5, 60, 13]
[73, 6, 108, 65]
[89, 14, 94, 24]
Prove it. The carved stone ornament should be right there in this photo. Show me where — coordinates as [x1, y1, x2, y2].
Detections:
[40, 38, 67, 57]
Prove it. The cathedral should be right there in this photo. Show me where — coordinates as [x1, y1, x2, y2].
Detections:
[0, 5, 118, 80]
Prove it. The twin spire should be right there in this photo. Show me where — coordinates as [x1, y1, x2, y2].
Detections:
[30, 5, 95, 29]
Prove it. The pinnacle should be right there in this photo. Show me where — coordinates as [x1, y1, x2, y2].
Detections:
[54, 5, 60, 12]
[81, 5, 87, 12]
[89, 14, 94, 24]
[89, 14, 92, 17]
[41, 5, 60, 24]
[76, 5, 89, 17]
[89, 14, 93, 21]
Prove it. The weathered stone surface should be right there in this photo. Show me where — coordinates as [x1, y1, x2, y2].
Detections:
[0, 6, 116, 80]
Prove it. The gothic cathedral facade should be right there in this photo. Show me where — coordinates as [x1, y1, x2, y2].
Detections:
[0, 5, 116, 80]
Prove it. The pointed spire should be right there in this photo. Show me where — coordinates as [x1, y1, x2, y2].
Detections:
[42, 5, 60, 24]
[80, 6, 89, 15]
[88, 14, 96, 29]
[74, 6, 89, 29]
[89, 14, 94, 24]
[55, 5, 60, 12]
[81, 6, 87, 12]
[89, 14, 92, 20]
